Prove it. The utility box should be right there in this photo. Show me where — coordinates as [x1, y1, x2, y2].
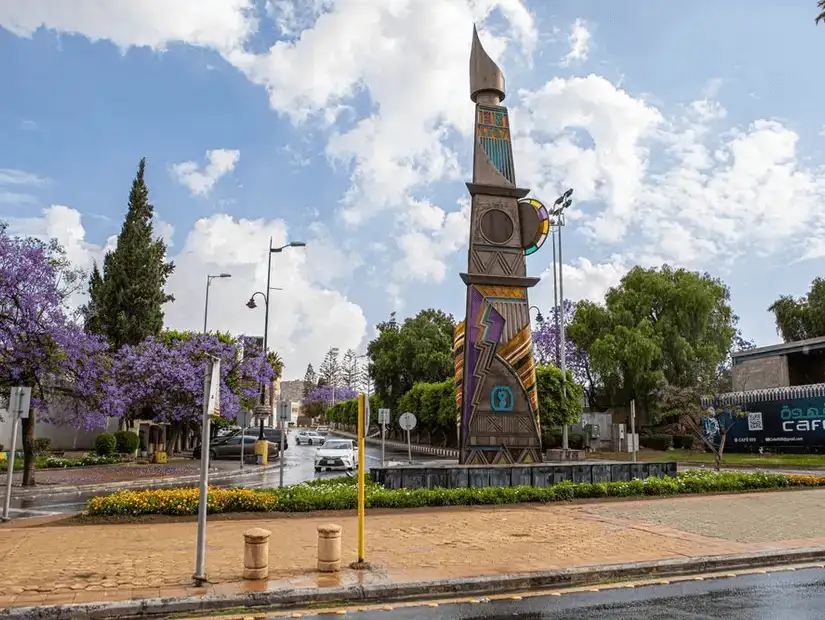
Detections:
[611, 423, 626, 452]
[584, 424, 600, 451]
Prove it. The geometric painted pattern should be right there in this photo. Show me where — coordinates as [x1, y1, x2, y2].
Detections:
[470, 248, 523, 276]
[453, 320, 465, 414]
[477, 105, 515, 184]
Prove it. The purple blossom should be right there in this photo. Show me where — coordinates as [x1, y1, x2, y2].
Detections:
[305, 385, 358, 408]
[533, 299, 590, 384]
[113, 333, 276, 423]
[0, 225, 120, 430]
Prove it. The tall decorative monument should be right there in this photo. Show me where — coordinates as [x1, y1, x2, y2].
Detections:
[454, 26, 551, 466]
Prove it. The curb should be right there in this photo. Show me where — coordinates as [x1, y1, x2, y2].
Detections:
[7, 462, 282, 499]
[5, 546, 825, 619]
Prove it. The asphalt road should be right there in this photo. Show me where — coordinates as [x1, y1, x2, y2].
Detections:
[259, 568, 825, 619]
[5, 432, 424, 519]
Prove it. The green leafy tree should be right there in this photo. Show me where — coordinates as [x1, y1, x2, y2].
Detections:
[535, 364, 582, 430]
[317, 347, 341, 389]
[302, 363, 317, 398]
[367, 309, 455, 408]
[568, 265, 737, 422]
[768, 277, 825, 342]
[817, 0, 825, 23]
[83, 158, 174, 349]
[341, 348, 359, 389]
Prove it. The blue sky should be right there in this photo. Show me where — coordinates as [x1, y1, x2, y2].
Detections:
[2, 0, 825, 379]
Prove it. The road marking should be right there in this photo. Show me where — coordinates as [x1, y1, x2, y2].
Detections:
[693, 577, 704, 581]
[510, 595, 523, 600]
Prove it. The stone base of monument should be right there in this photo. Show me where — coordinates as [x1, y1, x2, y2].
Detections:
[370, 461, 677, 491]
[544, 449, 585, 461]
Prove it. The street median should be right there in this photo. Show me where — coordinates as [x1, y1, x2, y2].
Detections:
[82, 470, 825, 518]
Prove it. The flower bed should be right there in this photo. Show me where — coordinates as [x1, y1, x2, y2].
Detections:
[85, 471, 825, 517]
[0, 454, 126, 472]
[44, 455, 125, 468]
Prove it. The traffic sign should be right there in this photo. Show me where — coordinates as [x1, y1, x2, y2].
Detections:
[10, 386, 31, 419]
[378, 408, 390, 425]
[399, 411, 417, 431]
[277, 400, 291, 422]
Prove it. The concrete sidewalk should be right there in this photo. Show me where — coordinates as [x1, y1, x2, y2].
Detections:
[2, 489, 825, 615]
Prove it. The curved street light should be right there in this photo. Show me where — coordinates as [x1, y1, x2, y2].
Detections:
[246, 240, 306, 439]
[203, 273, 232, 334]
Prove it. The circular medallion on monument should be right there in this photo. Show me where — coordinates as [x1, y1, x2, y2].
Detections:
[518, 198, 550, 256]
[479, 208, 514, 244]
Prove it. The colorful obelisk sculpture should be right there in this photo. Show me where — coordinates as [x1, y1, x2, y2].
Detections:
[454, 26, 552, 465]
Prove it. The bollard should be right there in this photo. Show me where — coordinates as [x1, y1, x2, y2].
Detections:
[254, 440, 269, 466]
[243, 528, 271, 580]
[317, 524, 342, 573]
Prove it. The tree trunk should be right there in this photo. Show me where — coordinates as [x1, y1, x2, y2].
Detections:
[21, 412, 35, 486]
[167, 423, 182, 455]
[715, 430, 728, 472]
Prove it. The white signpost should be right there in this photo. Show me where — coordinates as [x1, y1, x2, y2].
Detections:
[2, 386, 32, 522]
[194, 356, 220, 585]
[239, 408, 248, 469]
[378, 408, 390, 467]
[399, 411, 417, 464]
[277, 400, 290, 487]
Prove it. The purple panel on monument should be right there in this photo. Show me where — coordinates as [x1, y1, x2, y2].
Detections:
[463, 286, 482, 429]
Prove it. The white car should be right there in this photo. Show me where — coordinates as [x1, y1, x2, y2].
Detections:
[296, 430, 325, 446]
[314, 439, 357, 472]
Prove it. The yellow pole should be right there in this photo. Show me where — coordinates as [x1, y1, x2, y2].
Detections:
[357, 393, 366, 563]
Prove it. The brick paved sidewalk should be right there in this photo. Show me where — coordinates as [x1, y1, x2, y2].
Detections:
[1, 489, 824, 610]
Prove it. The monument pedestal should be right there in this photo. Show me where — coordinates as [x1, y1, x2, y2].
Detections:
[544, 449, 585, 462]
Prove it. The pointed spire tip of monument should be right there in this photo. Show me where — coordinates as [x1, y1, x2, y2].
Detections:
[469, 23, 505, 104]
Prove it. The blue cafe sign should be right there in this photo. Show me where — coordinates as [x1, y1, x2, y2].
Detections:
[712, 400, 825, 451]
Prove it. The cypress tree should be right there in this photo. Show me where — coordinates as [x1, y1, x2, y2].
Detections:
[84, 158, 175, 349]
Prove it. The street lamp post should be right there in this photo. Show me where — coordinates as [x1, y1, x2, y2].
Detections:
[552, 189, 573, 450]
[203, 273, 232, 334]
[246, 239, 306, 440]
[529, 306, 545, 364]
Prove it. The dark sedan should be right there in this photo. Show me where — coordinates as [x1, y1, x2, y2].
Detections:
[193, 435, 279, 460]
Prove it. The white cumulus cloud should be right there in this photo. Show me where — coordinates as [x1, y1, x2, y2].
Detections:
[170, 149, 241, 196]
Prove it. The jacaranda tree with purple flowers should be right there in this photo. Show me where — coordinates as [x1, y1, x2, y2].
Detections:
[0, 224, 123, 485]
[113, 330, 276, 449]
[533, 299, 595, 396]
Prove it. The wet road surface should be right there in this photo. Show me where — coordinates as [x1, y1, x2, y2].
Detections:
[6, 431, 429, 519]
[259, 567, 825, 619]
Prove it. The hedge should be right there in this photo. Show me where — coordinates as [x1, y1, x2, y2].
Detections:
[85, 470, 825, 517]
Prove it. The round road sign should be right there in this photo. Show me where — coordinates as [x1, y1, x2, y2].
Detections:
[399, 411, 417, 431]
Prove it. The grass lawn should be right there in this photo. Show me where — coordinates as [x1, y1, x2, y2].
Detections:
[589, 450, 825, 467]
[0, 456, 48, 472]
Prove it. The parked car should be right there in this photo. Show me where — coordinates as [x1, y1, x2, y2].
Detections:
[296, 430, 325, 445]
[233, 426, 289, 450]
[314, 438, 357, 472]
[314, 426, 330, 437]
[193, 435, 279, 460]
